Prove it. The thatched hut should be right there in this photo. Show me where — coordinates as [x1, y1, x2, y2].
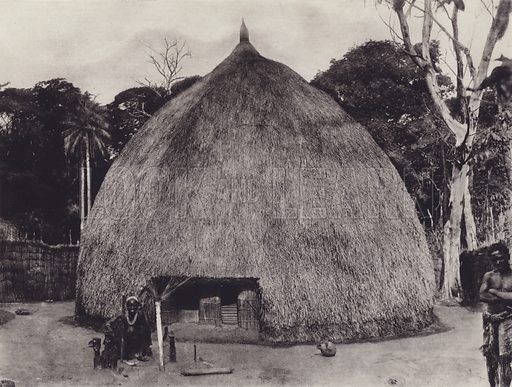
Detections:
[76, 22, 435, 343]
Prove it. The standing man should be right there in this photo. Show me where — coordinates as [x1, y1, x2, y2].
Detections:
[480, 242, 512, 387]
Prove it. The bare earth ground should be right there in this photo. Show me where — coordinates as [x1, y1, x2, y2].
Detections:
[0, 302, 488, 386]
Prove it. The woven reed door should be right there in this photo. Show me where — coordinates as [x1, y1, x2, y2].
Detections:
[237, 290, 259, 330]
[199, 296, 222, 326]
[160, 298, 178, 325]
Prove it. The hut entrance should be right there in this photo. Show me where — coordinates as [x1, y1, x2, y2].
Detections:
[161, 277, 260, 330]
[220, 285, 239, 325]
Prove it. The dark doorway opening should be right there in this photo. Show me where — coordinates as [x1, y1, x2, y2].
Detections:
[161, 277, 259, 328]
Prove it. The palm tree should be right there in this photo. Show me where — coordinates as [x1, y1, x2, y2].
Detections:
[63, 93, 110, 233]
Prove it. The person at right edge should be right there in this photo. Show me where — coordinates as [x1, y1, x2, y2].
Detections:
[480, 242, 512, 387]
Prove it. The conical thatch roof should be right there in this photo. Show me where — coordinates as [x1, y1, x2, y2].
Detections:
[77, 24, 434, 343]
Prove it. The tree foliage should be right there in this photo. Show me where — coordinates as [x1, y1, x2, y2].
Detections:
[63, 93, 110, 161]
[0, 79, 110, 243]
[312, 38, 508, 246]
[107, 76, 201, 155]
[0, 72, 201, 242]
[471, 90, 510, 240]
[312, 40, 452, 226]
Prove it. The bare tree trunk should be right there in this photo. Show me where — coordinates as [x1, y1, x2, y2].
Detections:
[464, 171, 478, 250]
[79, 151, 86, 233]
[440, 142, 449, 227]
[390, 0, 511, 300]
[442, 163, 468, 299]
[85, 136, 92, 220]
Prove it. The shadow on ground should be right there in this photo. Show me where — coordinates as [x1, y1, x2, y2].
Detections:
[0, 309, 14, 325]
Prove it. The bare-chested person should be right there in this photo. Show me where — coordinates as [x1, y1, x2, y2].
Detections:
[480, 242, 512, 387]
[103, 296, 152, 365]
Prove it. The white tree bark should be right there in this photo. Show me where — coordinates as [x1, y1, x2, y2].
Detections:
[390, 0, 511, 299]
[85, 136, 92, 220]
[464, 174, 478, 251]
[442, 163, 467, 298]
[79, 150, 86, 232]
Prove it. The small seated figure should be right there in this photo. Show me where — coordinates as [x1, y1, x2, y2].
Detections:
[88, 336, 119, 370]
[104, 296, 152, 363]
[88, 337, 102, 369]
[101, 334, 119, 369]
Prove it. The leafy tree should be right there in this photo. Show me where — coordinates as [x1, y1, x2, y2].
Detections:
[106, 36, 197, 156]
[63, 93, 110, 231]
[106, 86, 166, 156]
[0, 79, 82, 243]
[471, 95, 509, 242]
[107, 76, 201, 155]
[380, 0, 511, 298]
[0, 72, 199, 242]
[312, 40, 452, 227]
[0, 79, 110, 243]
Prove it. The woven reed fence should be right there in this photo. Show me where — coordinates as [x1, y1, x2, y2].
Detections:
[0, 240, 78, 302]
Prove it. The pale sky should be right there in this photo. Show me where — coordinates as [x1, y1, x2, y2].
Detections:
[0, 0, 511, 103]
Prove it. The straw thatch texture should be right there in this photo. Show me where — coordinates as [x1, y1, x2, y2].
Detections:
[77, 39, 435, 343]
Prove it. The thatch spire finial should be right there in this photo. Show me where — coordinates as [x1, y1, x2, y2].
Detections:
[240, 18, 249, 42]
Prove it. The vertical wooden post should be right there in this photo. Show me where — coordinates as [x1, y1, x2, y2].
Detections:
[169, 331, 176, 363]
[169, 330, 176, 362]
[156, 300, 164, 370]
[120, 295, 126, 361]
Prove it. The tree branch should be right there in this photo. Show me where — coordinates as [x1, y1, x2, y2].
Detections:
[395, 5, 424, 66]
[138, 37, 191, 96]
[393, 0, 468, 144]
[480, 0, 496, 18]
[469, 0, 512, 111]
[405, 0, 476, 78]
[449, 5, 468, 119]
